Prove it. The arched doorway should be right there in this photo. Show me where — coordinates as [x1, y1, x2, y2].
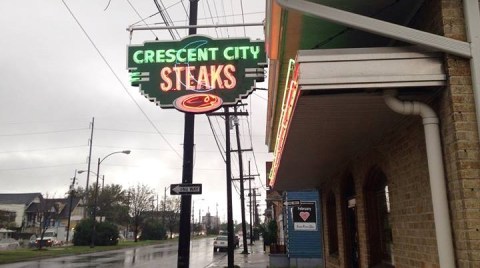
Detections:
[364, 167, 393, 267]
[342, 174, 359, 268]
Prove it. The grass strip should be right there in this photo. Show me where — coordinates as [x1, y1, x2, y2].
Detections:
[0, 239, 175, 265]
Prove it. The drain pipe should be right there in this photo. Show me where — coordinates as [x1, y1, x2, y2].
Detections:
[383, 90, 455, 268]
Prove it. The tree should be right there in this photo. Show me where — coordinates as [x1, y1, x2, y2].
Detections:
[162, 196, 181, 238]
[97, 184, 128, 223]
[0, 210, 16, 228]
[36, 194, 61, 250]
[72, 219, 119, 246]
[128, 184, 153, 242]
[140, 219, 166, 240]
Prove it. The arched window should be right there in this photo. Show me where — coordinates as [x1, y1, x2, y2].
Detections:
[342, 174, 359, 268]
[364, 167, 393, 267]
[326, 191, 338, 255]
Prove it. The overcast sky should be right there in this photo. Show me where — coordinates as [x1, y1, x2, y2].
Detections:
[0, 0, 270, 223]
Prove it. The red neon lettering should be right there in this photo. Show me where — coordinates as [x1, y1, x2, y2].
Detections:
[196, 65, 211, 90]
[160, 67, 173, 91]
[223, 64, 236, 89]
[185, 66, 196, 90]
[159, 64, 238, 91]
[173, 66, 185, 90]
[210, 65, 224, 89]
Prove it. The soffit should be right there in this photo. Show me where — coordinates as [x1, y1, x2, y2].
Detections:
[270, 47, 445, 190]
[266, 0, 424, 151]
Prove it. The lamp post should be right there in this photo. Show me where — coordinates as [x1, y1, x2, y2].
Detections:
[90, 150, 130, 248]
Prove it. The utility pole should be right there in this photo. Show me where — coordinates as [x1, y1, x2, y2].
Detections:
[224, 106, 235, 267]
[66, 170, 76, 244]
[84, 117, 94, 218]
[253, 189, 261, 226]
[209, 107, 249, 266]
[177, 2, 198, 267]
[233, 106, 249, 254]
[248, 161, 254, 244]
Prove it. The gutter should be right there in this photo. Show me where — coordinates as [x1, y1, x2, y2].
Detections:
[383, 90, 455, 268]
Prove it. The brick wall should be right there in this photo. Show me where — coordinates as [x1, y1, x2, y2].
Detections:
[320, 0, 480, 267]
[438, 0, 480, 267]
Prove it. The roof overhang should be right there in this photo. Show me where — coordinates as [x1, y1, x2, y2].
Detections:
[269, 46, 446, 190]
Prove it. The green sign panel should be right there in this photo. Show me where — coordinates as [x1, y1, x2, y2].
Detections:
[127, 35, 266, 113]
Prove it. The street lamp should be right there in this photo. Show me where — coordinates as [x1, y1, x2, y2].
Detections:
[90, 150, 130, 248]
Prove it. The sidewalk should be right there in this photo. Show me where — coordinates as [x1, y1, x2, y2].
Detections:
[210, 240, 269, 268]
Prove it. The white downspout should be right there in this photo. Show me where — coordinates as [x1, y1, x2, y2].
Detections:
[383, 90, 455, 268]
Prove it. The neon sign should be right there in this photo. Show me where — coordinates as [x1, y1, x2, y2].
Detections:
[269, 59, 300, 187]
[127, 35, 266, 113]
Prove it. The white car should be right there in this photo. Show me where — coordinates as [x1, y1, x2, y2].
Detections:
[213, 235, 228, 252]
[0, 238, 20, 250]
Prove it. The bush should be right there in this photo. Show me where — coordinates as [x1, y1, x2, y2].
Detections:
[73, 219, 119, 246]
[73, 219, 93, 246]
[140, 219, 166, 240]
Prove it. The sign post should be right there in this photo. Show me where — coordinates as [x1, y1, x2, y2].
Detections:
[170, 183, 202, 195]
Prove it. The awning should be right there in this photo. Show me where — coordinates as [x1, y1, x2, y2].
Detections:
[270, 46, 446, 190]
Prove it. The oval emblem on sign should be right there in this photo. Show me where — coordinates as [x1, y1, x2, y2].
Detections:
[173, 94, 223, 113]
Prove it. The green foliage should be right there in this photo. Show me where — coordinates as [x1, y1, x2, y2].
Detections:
[73, 219, 119, 246]
[95, 221, 119, 246]
[73, 219, 93, 246]
[260, 220, 278, 245]
[140, 219, 166, 240]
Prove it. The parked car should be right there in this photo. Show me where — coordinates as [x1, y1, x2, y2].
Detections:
[0, 238, 20, 250]
[213, 235, 228, 252]
[213, 235, 240, 252]
[35, 231, 60, 247]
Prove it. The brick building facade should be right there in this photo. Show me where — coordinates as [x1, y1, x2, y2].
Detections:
[265, 0, 480, 267]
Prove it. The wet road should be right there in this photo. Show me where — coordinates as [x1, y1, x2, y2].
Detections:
[2, 237, 230, 268]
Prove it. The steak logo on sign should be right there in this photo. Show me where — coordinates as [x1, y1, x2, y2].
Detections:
[292, 202, 317, 231]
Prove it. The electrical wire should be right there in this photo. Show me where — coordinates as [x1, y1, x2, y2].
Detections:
[205, 0, 219, 37]
[220, 0, 230, 37]
[0, 128, 88, 137]
[0, 145, 87, 154]
[239, 0, 247, 37]
[0, 163, 86, 172]
[207, 116, 226, 162]
[229, 0, 237, 36]
[153, 0, 180, 40]
[210, 0, 222, 36]
[180, 0, 189, 19]
[125, 0, 159, 39]
[246, 117, 267, 190]
[62, 0, 182, 159]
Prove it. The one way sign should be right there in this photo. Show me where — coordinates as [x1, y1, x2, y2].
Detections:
[170, 183, 202, 195]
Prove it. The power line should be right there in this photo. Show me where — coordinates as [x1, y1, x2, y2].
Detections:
[125, 0, 159, 39]
[246, 117, 267, 191]
[61, 0, 182, 159]
[0, 128, 88, 137]
[0, 145, 87, 154]
[239, 0, 247, 37]
[153, 0, 181, 40]
[205, 0, 219, 37]
[207, 116, 226, 162]
[0, 163, 86, 172]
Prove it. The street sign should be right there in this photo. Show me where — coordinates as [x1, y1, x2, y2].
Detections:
[170, 183, 202, 195]
[283, 200, 301, 206]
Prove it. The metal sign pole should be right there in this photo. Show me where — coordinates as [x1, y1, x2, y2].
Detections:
[177, 1, 198, 267]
